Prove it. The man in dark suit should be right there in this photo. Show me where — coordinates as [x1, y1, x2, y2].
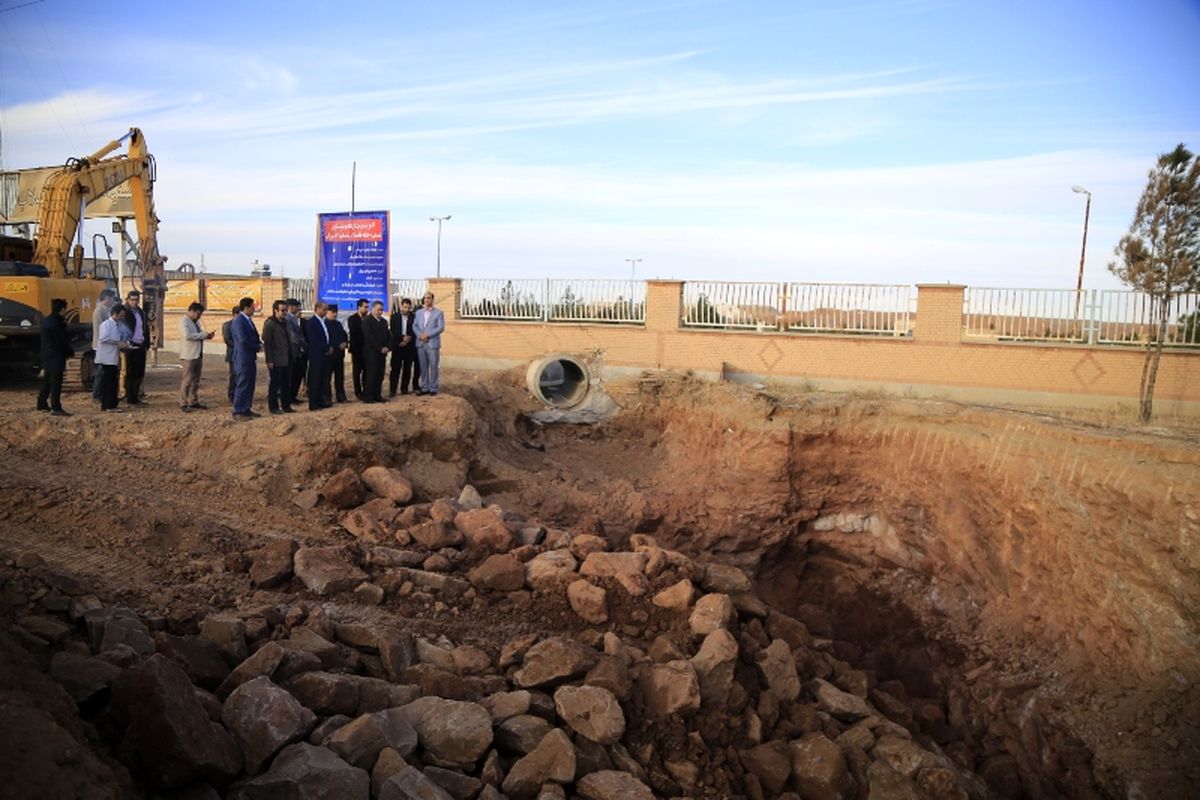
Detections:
[261, 300, 293, 414]
[285, 298, 307, 406]
[304, 300, 334, 410]
[389, 297, 420, 396]
[361, 300, 390, 403]
[347, 298, 369, 400]
[37, 297, 74, 416]
[122, 289, 150, 405]
[325, 304, 349, 403]
[231, 297, 262, 419]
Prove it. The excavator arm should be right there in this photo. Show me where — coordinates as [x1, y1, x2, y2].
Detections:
[32, 128, 163, 284]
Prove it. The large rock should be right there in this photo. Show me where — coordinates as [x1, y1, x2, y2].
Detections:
[157, 633, 233, 691]
[222, 676, 316, 774]
[49, 651, 121, 705]
[757, 639, 801, 702]
[576, 770, 655, 800]
[790, 732, 853, 800]
[110, 654, 241, 790]
[740, 740, 792, 795]
[294, 547, 368, 596]
[811, 678, 874, 721]
[639, 660, 701, 718]
[322, 468, 366, 509]
[524, 550, 578, 592]
[701, 563, 753, 594]
[454, 509, 514, 552]
[585, 654, 633, 701]
[501, 728, 576, 799]
[280, 627, 341, 669]
[495, 714, 554, 755]
[201, 613, 249, 664]
[237, 742, 369, 799]
[285, 671, 361, 715]
[871, 734, 939, 778]
[469, 553, 526, 592]
[425, 765, 482, 800]
[689, 593, 735, 638]
[512, 637, 599, 688]
[379, 629, 417, 682]
[578, 552, 649, 596]
[400, 697, 493, 768]
[652, 579, 695, 611]
[568, 534, 609, 561]
[567, 580, 608, 624]
[249, 538, 297, 588]
[323, 709, 418, 769]
[341, 504, 393, 544]
[409, 521, 465, 550]
[690, 628, 738, 707]
[217, 641, 286, 698]
[481, 690, 531, 724]
[379, 766, 456, 800]
[866, 761, 922, 799]
[553, 685, 624, 745]
[362, 466, 415, 504]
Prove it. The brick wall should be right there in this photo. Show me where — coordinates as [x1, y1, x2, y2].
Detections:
[159, 279, 1200, 415]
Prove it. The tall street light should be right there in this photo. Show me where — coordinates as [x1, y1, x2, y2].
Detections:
[429, 215, 451, 277]
[625, 258, 642, 279]
[1071, 186, 1091, 320]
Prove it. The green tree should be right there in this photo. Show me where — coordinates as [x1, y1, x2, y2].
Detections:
[1108, 144, 1200, 422]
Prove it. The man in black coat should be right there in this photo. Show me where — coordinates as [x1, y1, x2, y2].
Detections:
[122, 289, 150, 405]
[347, 298, 369, 400]
[361, 300, 390, 403]
[38, 298, 74, 416]
[325, 304, 349, 402]
[221, 306, 239, 403]
[389, 297, 420, 396]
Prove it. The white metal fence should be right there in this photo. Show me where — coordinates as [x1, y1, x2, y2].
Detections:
[459, 279, 646, 324]
[281, 277, 428, 311]
[682, 281, 913, 335]
[964, 288, 1200, 347]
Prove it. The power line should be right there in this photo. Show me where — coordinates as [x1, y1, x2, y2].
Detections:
[0, 1, 48, 14]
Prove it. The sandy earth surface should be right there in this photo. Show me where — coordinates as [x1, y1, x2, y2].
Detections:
[0, 357, 1197, 798]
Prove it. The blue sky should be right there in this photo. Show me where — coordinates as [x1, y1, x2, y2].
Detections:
[2, 0, 1198, 287]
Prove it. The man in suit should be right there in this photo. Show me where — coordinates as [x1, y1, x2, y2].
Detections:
[221, 306, 239, 403]
[305, 300, 334, 410]
[231, 297, 262, 419]
[413, 291, 445, 396]
[362, 300, 390, 403]
[284, 298, 307, 406]
[389, 297, 420, 396]
[347, 298, 370, 400]
[325, 304, 349, 403]
[122, 289, 150, 405]
[261, 300, 293, 415]
[38, 297, 74, 416]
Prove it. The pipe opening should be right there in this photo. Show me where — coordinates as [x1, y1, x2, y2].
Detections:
[528, 356, 590, 408]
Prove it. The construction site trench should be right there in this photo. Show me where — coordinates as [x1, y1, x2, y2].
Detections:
[0, 363, 1196, 799]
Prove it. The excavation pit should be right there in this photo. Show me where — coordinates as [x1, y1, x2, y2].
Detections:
[0, 366, 1195, 798]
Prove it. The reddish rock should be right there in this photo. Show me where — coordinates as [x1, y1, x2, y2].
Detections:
[576, 770, 655, 800]
[400, 696, 493, 768]
[285, 671, 361, 716]
[567, 580, 608, 624]
[469, 553, 526, 592]
[362, 466, 415, 504]
[568, 534, 609, 561]
[553, 685, 624, 745]
[639, 660, 701, 718]
[321, 468, 367, 509]
[238, 742, 369, 797]
[512, 637, 599, 689]
[578, 552, 649, 596]
[293, 547, 368, 596]
[221, 676, 316, 774]
[454, 508, 514, 552]
[791, 732, 854, 800]
[409, 521, 465, 550]
[502, 728, 576, 799]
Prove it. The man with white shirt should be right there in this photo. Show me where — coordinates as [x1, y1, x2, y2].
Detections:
[304, 300, 334, 410]
[96, 304, 132, 412]
[389, 297, 420, 396]
[413, 291, 445, 396]
[178, 301, 214, 412]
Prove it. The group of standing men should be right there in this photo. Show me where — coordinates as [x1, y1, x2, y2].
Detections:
[214, 291, 444, 420]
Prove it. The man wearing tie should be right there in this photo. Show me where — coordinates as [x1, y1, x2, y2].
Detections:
[231, 297, 262, 419]
[305, 300, 334, 410]
[413, 291, 445, 396]
[389, 297, 420, 396]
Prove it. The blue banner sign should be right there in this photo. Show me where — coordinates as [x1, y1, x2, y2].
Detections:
[315, 210, 390, 310]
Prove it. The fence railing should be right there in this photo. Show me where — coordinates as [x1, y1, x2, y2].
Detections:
[459, 279, 646, 324]
[683, 281, 913, 335]
[286, 277, 315, 309]
[965, 288, 1200, 347]
[391, 279, 429, 306]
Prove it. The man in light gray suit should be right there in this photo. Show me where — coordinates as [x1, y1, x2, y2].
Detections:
[413, 291, 445, 395]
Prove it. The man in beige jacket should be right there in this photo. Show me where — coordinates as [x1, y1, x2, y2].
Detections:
[178, 302, 214, 412]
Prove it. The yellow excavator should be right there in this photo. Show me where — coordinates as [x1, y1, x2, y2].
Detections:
[0, 128, 165, 378]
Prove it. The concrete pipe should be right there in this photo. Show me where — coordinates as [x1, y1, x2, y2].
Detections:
[526, 354, 591, 409]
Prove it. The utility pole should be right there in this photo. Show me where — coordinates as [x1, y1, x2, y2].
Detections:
[625, 258, 642, 279]
[1071, 185, 1092, 320]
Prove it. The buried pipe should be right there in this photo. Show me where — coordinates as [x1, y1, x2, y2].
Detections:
[524, 354, 619, 423]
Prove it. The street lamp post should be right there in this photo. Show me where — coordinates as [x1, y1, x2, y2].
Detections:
[429, 215, 451, 277]
[1071, 185, 1091, 320]
[625, 258, 642, 279]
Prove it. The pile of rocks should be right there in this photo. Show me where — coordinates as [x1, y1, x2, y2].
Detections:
[0, 464, 999, 799]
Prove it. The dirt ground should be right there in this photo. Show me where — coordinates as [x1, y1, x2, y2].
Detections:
[0, 356, 1197, 798]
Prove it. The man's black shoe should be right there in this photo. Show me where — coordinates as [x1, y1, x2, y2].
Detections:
[282, 407, 297, 414]
[50, 409, 71, 417]
[181, 405, 192, 413]
[189, 403, 208, 410]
